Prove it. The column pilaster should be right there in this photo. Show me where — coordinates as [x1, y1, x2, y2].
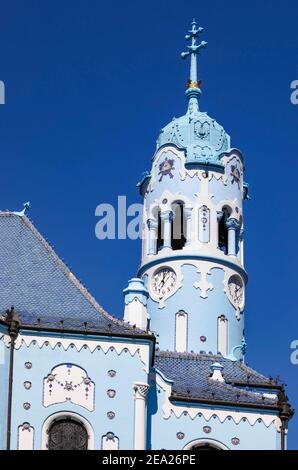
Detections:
[133, 383, 150, 450]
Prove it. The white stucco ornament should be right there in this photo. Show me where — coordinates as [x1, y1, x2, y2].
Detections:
[43, 364, 95, 411]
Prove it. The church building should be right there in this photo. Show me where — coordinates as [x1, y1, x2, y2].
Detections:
[0, 21, 293, 450]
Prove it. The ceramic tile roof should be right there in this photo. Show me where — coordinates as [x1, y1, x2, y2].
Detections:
[155, 351, 279, 407]
[0, 212, 147, 336]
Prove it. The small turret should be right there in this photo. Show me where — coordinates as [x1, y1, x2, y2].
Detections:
[123, 278, 149, 330]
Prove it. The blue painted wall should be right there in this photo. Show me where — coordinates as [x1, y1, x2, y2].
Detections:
[147, 374, 280, 451]
[147, 265, 244, 356]
[9, 333, 149, 450]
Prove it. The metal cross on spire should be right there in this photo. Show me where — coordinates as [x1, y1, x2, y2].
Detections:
[181, 19, 207, 107]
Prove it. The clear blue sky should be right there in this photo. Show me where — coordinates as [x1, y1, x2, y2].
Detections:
[0, 0, 297, 448]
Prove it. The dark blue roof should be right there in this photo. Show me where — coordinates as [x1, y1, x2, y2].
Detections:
[0, 213, 146, 336]
[155, 351, 279, 407]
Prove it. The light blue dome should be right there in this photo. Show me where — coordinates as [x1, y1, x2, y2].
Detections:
[156, 107, 231, 171]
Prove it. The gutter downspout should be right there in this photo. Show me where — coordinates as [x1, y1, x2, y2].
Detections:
[5, 307, 20, 451]
[278, 387, 294, 450]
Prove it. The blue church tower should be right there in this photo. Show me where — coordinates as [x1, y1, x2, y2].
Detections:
[0, 21, 293, 451]
[135, 20, 246, 360]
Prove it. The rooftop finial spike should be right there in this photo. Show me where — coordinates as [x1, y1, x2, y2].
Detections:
[13, 201, 30, 217]
[181, 20, 207, 113]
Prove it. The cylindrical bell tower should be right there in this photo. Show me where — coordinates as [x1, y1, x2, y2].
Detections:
[129, 20, 248, 360]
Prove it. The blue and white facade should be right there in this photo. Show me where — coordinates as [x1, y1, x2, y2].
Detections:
[0, 21, 293, 451]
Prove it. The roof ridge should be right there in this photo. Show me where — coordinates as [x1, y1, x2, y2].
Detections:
[237, 361, 271, 381]
[156, 350, 221, 360]
[2, 212, 139, 331]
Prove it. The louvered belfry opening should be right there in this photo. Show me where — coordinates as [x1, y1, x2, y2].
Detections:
[48, 418, 88, 450]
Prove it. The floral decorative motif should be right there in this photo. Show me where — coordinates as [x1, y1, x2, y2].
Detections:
[108, 370, 116, 378]
[194, 121, 210, 141]
[107, 412, 115, 420]
[64, 381, 74, 391]
[176, 432, 185, 440]
[230, 164, 241, 189]
[24, 381, 32, 390]
[43, 364, 95, 411]
[203, 426, 211, 434]
[23, 402, 31, 410]
[107, 389, 116, 398]
[46, 370, 92, 398]
[24, 362, 32, 369]
[158, 158, 175, 182]
[231, 437, 240, 446]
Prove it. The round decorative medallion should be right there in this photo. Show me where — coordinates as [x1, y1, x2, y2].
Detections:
[176, 432, 185, 440]
[107, 389, 116, 398]
[203, 426, 211, 434]
[24, 362, 32, 369]
[23, 402, 31, 410]
[108, 370, 116, 378]
[107, 412, 115, 420]
[162, 199, 168, 204]
[231, 437, 240, 446]
[106, 432, 115, 440]
[23, 381, 32, 390]
[200, 336, 207, 342]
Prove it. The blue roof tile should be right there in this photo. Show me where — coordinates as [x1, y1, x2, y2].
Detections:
[155, 351, 279, 407]
[0, 213, 146, 336]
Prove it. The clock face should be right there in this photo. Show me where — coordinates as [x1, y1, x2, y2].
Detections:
[152, 268, 177, 300]
[228, 275, 244, 307]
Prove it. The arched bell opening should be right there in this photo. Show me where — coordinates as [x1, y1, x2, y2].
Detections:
[171, 201, 186, 251]
[218, 206, 232, 254]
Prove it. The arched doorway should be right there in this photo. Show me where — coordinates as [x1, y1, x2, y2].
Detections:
[184, 438, 229, 451]
[192, 443, 221, 450]
[48, 418, 88, 450]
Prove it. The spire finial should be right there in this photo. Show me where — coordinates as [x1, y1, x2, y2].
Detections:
[181, 20, 207, 112]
